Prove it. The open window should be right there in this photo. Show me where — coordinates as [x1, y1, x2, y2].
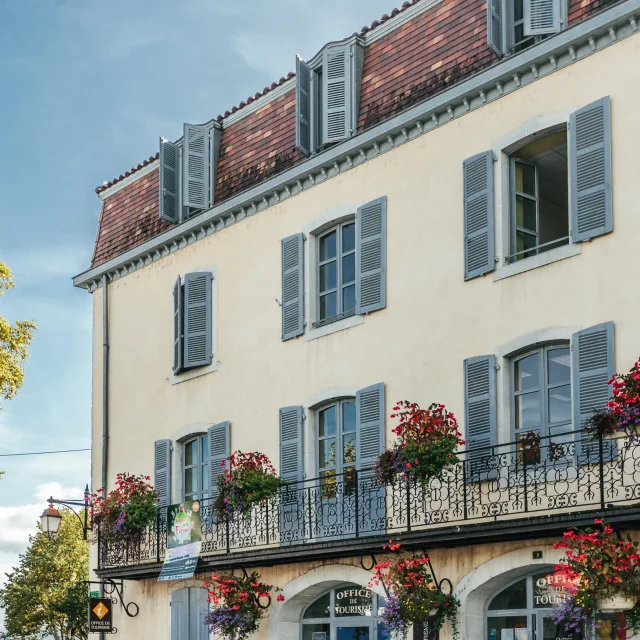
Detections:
[295, 36, 364, 156]
[508, 128, 569, 263]
[488, 0, 567, 57]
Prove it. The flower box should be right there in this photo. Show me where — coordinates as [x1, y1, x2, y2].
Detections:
[597, 596, 638, 611]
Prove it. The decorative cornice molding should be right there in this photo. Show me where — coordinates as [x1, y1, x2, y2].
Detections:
[74, 0, 640, 291]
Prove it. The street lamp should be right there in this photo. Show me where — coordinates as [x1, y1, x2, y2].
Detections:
[40, 484, 91, 540]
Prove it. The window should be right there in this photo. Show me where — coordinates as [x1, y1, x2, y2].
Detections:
[511, 344, 571, 463]
[295, 37, 364, 156]
[170, 587, 209, 640]
[488, 0, 566, 58]
[317, 222, 356, 326]
[317, 399, 357, 492]
[159, 122, 221, 224]
[301, 584, 390, 640]
[172, 272, 213, 375]
[486, 569, 622, 639]
[183, 435, 209, 502]
[508, 128, 569, 264]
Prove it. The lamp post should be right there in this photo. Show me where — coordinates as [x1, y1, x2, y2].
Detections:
[40, 484, 91, 540]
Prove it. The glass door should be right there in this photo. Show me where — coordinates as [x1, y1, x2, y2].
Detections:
[335, 623, 372, 640]
[537, 612, 583, 639]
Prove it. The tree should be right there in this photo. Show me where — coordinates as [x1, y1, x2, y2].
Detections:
[0, 260, 36, 410]
[0, 511, 89, 640]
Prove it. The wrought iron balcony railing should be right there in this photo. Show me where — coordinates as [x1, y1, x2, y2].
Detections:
[97, 429, 640, 571]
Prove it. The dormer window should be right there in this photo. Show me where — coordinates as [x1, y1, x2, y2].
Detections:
[295, 36, 364, 156]
[159, 122, 221, 224]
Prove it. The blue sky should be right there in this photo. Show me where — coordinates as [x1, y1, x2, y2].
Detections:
[0, 0, 396, 627]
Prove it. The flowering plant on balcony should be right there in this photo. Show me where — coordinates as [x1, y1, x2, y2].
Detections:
[374, 401, 465, 486]
[203, 570, 282, 639]
[213, 451, 288, 521]
[91, 473, 158, 543]
[369, 541, 460, 639]
[552, 519, 640, 633]
[584, 358, 640, 439]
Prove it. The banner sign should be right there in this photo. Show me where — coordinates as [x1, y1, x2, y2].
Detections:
[158, 500, 202, 582]
[89, 597, 113, 633]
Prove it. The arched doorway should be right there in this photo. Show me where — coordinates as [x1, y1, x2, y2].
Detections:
[301, 583, 390, 640]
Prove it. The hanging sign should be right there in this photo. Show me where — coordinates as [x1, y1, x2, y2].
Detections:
[89, 597, 113, 633]
[158, 500, 203, 582]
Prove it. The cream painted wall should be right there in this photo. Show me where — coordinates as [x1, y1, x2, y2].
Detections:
[89, 32, 640, 639]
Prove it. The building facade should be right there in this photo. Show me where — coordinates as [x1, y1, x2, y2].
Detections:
[74, 0, 640, 638]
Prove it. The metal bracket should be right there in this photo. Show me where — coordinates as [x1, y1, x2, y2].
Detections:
[359, 553, 389, 598]
[86, 580, 139, 618]
[230, 567, 271, 609]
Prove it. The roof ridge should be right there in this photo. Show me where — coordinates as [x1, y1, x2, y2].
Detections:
[95, 0, 422, 195]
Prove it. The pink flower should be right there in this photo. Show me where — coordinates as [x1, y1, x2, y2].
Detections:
[277, 594, 285, 602]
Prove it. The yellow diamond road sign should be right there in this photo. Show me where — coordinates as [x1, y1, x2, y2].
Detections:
[92, 601, 109, 620]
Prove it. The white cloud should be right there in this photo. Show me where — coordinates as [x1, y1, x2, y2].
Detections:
[34, 482, 83, 504]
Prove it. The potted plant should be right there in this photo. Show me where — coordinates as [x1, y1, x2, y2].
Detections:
[91, 473, 158, 544]
[373, 401, 465, 487]
[554, 519, 640, 623]
[213, 451, 288, 521]
[369, 541, 460, 639]
[203, 570, 283, 639]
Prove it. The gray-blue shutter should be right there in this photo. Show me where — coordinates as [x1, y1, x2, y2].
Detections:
[572, 322, 616, 464]
[173, 277, 183, 374]
[463, 151, 494, 280]
[296, 56, 312, 156]
[160, 138, 179, 223]
[183, 272, 212, 368]
[188, 588, 209, 640]
[183, 124, 210, 210]
[356, 383, 385, 536]
[322, 43, 352, 144]
[208, 422, 230, 508]
[356, 197, 387, 315]
[170, 589, 188, 640]
[570, 97, 612, 243]
[279, 407, 303, 483]
[464, 355, 497, 478]
[281, 233, 304, 340]
[524, 0, 561, 35]
[154, 439, 172, 507]
[487, 0, 504, 56]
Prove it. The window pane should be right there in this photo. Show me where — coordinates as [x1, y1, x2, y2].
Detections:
[342, 253, 355, 284]
[185, 467, 197, 493]
[548, 348, 570, 385]
[514, 0, 524, 21]
[320, 293, 337, 320]
[343, 433, 356, 465]
[319, 406, 337, 437]
[320, 231, 337, 261]
[515, 162, 535, 196]
[342, 223, 355, 253]
[514, 23, 525, 46]
[515, 196, 537, 231]
[342, 402, 356, 433]
[516, 230, 537, 260]
[549, 384, 571, 424]
[303, 592, 331, 618]
[202, 464, 209, 491]
[515, 353, 540, 391]
[302, 624, 331, 639]
[185, 440, 197, 466]
[488, 578, 527, 609]
[515, 392, 541, 430]
[320, 261, 337, 292]
[342, 285, 356, 313]
[201, 435, 208, 462]
[487, 616, 528, 639]
[320, 469, 337, 498]
[319, 439, 337, 468]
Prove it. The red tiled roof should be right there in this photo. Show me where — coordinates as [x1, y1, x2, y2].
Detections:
[90, 0, 613, 268]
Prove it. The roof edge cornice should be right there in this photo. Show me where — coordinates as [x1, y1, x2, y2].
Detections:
[74, 0, 640, 292]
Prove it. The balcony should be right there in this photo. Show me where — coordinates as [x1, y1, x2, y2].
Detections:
[97, 430, 640, 578]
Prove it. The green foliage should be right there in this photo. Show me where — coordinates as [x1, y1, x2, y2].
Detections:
[0, 261, 37, 411]
[0, 511, 89, 640]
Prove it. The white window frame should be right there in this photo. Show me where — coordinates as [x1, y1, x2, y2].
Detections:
[171, 265, 218, 384]
[182, 433, 209, 503]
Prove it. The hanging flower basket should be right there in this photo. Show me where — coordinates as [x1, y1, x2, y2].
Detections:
[213, 451, 288, 521]
[368, 541, 460, 639]
[597, 596, 638, 611]
[203, 570, 282, 640]
[91, 473, 158, 544]
[373, 401, 465, 486]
